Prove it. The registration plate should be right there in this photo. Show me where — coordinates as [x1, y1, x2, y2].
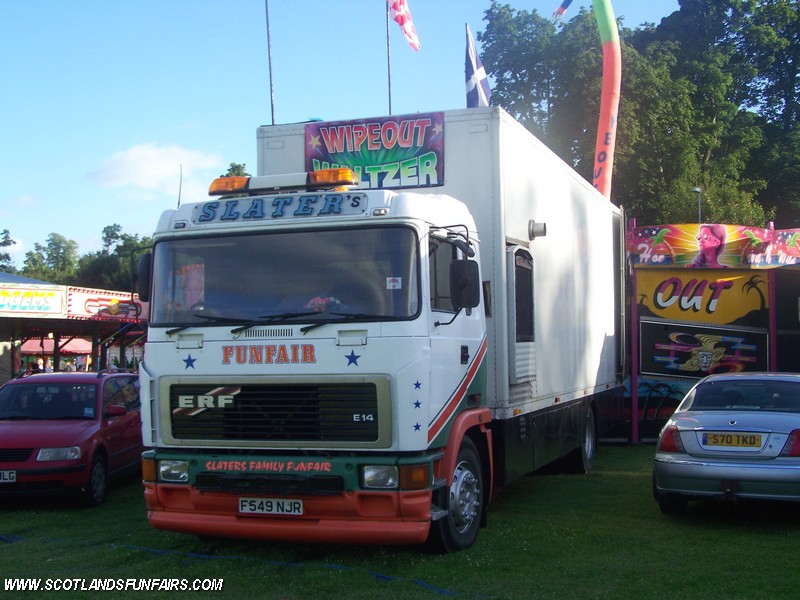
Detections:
[238, 497, 303, 515]
[0, 470, 17, 483]
[702, 432, 762, 448]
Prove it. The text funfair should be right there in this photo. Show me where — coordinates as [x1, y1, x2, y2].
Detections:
[305, 113, 445, 190]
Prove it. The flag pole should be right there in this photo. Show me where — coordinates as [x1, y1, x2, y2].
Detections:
[265, 0, 276, 125]
[386, 2, 392, 115]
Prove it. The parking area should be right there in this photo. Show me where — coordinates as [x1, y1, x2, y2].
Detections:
[1, 444, 798, 599]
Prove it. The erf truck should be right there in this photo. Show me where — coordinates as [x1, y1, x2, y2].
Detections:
[137, 107, 625, 552]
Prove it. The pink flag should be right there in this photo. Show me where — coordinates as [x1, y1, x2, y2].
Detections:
[388, 0, 421, 51]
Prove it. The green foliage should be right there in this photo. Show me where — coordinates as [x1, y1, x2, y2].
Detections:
[102, 224, 123, 254]
[77, 228, 153, 292]
[21, 234, 79, 284]
[480, 0, 799, 228]
[0, 229, 16, 273]
[11, 226, 151, 290]
[221, 162, 250, 177]
[479, 4, 557, 135]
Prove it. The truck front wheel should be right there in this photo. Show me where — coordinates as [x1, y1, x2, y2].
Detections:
[428, 437, 483, 553]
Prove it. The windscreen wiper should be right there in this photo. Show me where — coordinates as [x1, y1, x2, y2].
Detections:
[230, 312, 317, 335]
[299, 312, 389, 334]
[166, 314, 256, 336]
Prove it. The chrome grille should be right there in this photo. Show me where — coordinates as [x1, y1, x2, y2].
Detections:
[169, 383, 379, 442]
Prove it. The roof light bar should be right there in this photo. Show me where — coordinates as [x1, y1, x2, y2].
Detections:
[208, 176, 249, 196]
[208, 168, 358, 197]
[307, 168, 358, 189]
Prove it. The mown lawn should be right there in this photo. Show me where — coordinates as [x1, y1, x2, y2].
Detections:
[2, 444, 799, 599]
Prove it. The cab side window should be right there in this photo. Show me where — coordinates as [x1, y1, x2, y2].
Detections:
[429, 238, 455, 312]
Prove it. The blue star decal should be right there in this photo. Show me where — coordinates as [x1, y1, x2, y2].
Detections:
[345, 350, 361, 366]
[183, 354, 196, 369]
[414, 400, 421, 409]
[414, 381, 422, 389]
[414, 422, 421, 431]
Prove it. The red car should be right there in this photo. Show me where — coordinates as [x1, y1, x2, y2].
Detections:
[0, 370, 142, 505]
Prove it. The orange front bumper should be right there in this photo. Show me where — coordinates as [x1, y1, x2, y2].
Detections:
[144, 482, 433, 545]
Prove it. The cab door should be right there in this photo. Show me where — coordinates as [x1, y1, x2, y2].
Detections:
[427, 238, 486, 446]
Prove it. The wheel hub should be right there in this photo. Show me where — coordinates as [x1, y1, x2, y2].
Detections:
[449, 461, 480, 533]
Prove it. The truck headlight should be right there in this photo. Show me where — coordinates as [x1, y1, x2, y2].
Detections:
[159, 460, 189, 483]
[361, 465, 398, 489]
[37, 447, 81, 461]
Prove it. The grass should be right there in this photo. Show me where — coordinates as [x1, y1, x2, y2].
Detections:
[2, 444, 800, 599]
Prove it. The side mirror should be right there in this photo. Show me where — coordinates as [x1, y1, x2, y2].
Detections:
[105, 404, 127, 418]
[136, 253, 152, 302]
[450, 260, 480, 310]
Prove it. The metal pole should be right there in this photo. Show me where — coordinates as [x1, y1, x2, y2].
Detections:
[386, 3, 392, 115]
[693, 187, 702, 222]
[265, 0, 276, 125]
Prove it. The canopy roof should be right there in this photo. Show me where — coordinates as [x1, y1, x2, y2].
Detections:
[20, 337, 93, 355]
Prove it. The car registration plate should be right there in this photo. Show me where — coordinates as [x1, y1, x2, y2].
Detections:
[702, 432, 762, 448]
[0, 470, 17, 483]
[238, 497, 303, 515]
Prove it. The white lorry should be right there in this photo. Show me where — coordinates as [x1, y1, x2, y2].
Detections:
[137, 106, 625, 552]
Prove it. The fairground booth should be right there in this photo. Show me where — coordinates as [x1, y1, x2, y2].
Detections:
[627, 222, 800, 441]
[0, 272, 147, 384]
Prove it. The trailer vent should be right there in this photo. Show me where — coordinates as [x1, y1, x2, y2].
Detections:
[237, 327, 294, 339]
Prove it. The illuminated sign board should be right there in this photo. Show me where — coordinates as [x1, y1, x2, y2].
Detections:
[304, 113, 445, 189]
[0, 286, 64, 317]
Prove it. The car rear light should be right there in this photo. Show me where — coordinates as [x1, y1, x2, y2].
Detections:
[658, 425, 685, 453]
[780, 429, 800, 457]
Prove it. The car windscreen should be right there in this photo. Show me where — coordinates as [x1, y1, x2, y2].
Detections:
[688, 381, 800, 412]
[0, 383, 97, 420]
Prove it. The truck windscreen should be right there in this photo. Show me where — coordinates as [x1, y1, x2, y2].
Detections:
[150, 226, 420, 325]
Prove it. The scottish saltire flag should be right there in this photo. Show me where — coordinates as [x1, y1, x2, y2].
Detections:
[465, 24, 491, 108]
[388, 0, 421, 51]
[553, 0, 574, 21]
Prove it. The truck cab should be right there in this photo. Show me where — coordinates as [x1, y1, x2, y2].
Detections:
[138, 168, 489, 551]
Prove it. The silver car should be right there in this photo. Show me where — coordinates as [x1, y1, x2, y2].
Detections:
[653, 372, 800, 514]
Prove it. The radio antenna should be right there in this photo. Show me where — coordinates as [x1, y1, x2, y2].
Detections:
[177, 164, 183, 208]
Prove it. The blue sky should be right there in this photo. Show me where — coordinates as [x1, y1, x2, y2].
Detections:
[1, 0, 679, 267]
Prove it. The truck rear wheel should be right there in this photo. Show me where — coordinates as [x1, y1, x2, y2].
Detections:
[428, 437, 483, 553]
[562, 404, 596, 474]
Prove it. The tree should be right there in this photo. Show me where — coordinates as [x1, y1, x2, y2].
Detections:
[733, 0, 800, 225]
[76, 229, 152, 291]
[221, 163, 250, 177]
[611, 38, 700, 223]
[21, 243, 52, 282]
[0, 229, 16, 273]
[21, 233, 79, 284]
[479, 3, 557, 136]
[101, 224, 123, 254]
[478, 0, 778, 227]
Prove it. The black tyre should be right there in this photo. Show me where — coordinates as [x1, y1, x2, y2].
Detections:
[562, 404, 597, 474]
[82, 454, 108, 507]
[428, 437, 483, 553]
[652, 472, 688, 515]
